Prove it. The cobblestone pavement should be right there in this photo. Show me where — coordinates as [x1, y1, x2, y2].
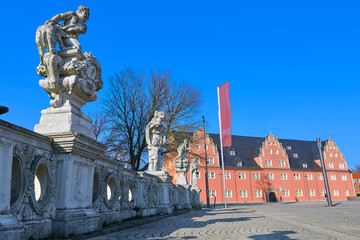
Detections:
[90, 201, 360, 240]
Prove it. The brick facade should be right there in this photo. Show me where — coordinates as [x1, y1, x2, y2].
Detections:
[163, 130, 354, 203]
[352, 172, 360, 196]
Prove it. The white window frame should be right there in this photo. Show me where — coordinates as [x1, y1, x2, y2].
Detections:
[225, 190, 232, 198]
[239, 190, 247, 197]
[230, 150, 235, 156]
[279, 160, 285, 167]
[283, 189, 290, 197]
[345, 190, 349, 196]
[253, 173, 260, 179]
[255, 190, 262, 197]
[280, 173, 288, 180]
[328, 162, 334, 168]
[341, 175, 347, 181]
[287, 146, 292, 150]
[294, 153, 299, 158]
[207, 158, 214, 164]
[318, 174, 324, 180]
[224, 172, 231, 179]
[196, 145, 200, 150]
[330, 174, 336, 180]
[294, 173, 300, 180]
[308, 189, 315, 196]
[267, 173, 274, 180]
[333, 189, 339, 196]
[208, 172, 215, 179]
[238, 172, 246, 179]
[209, 190, 216, 197]
[296, 189, 303, 196]
[275, 149, 279, 154]
[269, 149, 272, 154]
[338, 163, 344, 169]
[265, 160, 272, 166]
[306, 174, 313, 180]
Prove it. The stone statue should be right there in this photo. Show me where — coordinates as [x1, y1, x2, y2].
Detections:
[174, 139, 190, 185]
[190, 159, 199, 190]
[34, 6, 103, 138]
[146, 111, 167, 171]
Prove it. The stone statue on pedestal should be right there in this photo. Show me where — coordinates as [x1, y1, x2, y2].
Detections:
[146, 111, 167, 172]
[34, 5, 102, 138]
[190, 159, 199, 190]
[174, 139, 190, 185]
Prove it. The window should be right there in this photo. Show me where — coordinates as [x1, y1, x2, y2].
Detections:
[338, 163, 344, 169]
[321, 189, 326, 196]
[255, 190, 262, 197]
[275, 149, 279, 154]
[335, 153, 338, 157]
[356, 186, 359, 190]
[279, 160, 285, 167]
[296, 190, 303, 196]
[237, 161, 243, 167]
[267, 173, 274, 180]
[329, 153, 333, 157]
[354, 179, 358, 184]
[327, 162, 334, 168]
[253, 173, 260, 179]
[341, 175, 347, 181]
[309, 189, 315, 196]
[294, 153, 299, 158]
[283, 189, 290, 197]
[209, 190, 216, 197]
[239, 190, 247, 197]
[196, 172, 200, 178]
[333, 189, 339, 196]
[306, 174, 313, 180]
[207, 172, 215, 179]
[230, 150, 235, 156]
[294, 173, 301, 180]
[225, 190, 232, 198]
[287, 146, 292, 150]
[280, 173, 288, 180]
[196, 145, 200, 150]
[207, 158, 214, 164]
[345, 190, 349, 196]
[238, 172, 246, 179]
[302, 163, 307, 168]
[330, 174, 336, 180]
[318, 174, 324, 180]
[265, 160, 272, 166]
[224, 172, 231, 179]
[269, 149, 272, 154]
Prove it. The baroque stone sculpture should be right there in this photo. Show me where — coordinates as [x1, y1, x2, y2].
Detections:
[190, 159, 199, 190]
[146, 111, 167, 172]
[34, 5, 102, 138]
[174, 139, 190, 185]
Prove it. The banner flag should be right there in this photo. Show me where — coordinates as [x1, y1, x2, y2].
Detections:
[217, 81, 232, 147]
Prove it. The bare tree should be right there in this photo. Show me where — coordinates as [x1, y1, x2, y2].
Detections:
[352, 164, 360, 173]
[255, 173, 272, 202]
[89, 111, 108, 141]
[102, 67, 202, 171]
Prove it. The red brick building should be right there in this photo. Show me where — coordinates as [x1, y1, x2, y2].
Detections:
[352, 172, 360, 196]
[163, 130, 354, 203]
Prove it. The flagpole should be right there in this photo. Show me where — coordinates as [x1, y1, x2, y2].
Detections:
[217, 86, 227, 208]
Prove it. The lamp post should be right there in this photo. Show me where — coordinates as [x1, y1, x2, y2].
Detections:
[202, 116, 210, 208]
[317, 138, 332, 206]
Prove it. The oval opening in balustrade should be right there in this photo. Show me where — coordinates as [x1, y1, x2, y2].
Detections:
[107, 177, 116, 201]
[10, 156, 23, 206]
[129, 183, 134, 202]
[92, 173, 100, 203]
[119, 181, 124, 201]
[34, 163, 49, 203]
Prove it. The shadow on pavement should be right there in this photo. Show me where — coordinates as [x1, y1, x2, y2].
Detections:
[248, 230, 297, 240]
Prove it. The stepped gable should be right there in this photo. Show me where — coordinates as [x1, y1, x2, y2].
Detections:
[208, 133, 325, 171]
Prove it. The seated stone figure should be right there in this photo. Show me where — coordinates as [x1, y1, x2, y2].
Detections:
[36, 5, 90, 66]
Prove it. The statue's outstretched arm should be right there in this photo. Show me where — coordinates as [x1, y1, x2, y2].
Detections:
[46, 11, 75, 24]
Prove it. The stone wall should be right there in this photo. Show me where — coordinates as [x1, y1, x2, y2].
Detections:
[0, 120, 200, 239]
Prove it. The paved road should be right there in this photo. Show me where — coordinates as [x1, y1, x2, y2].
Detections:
[90, 201, 360, 240]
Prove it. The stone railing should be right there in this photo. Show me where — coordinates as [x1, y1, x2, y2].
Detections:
[0, 120, 200, 239]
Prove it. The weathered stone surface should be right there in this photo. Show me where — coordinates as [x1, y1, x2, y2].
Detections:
[174, 139, 190, 185]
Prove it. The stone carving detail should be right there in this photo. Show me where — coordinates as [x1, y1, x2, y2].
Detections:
[146, 111, 167, 171]
[35, 5, 102, 108]
[174, 139, 190, 185]
[190, 159, 199, 190]
[11, 145, 56, 221]
[92, 166, 107, 212]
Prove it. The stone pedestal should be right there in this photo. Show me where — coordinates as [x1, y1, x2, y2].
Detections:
[182, 185, 192, 209]
[34, 95, 94, 139]
[148, 171, 173, 214]
[176, 172, 188, 185]
[49, 132, 107, 237]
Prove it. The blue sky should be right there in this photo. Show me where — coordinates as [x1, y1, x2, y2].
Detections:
[0, 1, 359, 169]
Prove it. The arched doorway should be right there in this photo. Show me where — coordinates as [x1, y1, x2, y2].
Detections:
[269, 192, 277, 202]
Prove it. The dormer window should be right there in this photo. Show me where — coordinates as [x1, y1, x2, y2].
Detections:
[237, 161, 242, 167]
[287, 146, 292, 150]
[294, 153, 298, 158]
[230, 150, 235, 156]
[303, 163, 308, 168]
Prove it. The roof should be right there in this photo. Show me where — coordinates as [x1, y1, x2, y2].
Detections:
[208, 133, 326, 171]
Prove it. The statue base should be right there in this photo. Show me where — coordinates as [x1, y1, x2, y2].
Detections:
[34, 93, 94, 139]
[176, 173, 188, 186]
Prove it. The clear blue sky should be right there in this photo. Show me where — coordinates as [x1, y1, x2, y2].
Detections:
[1, 1, 359, 169]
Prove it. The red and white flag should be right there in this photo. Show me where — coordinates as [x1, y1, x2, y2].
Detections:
[217, 81, 232, 147]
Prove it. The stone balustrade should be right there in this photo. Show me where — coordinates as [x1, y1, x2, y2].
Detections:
[0, 119, 200, 239]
